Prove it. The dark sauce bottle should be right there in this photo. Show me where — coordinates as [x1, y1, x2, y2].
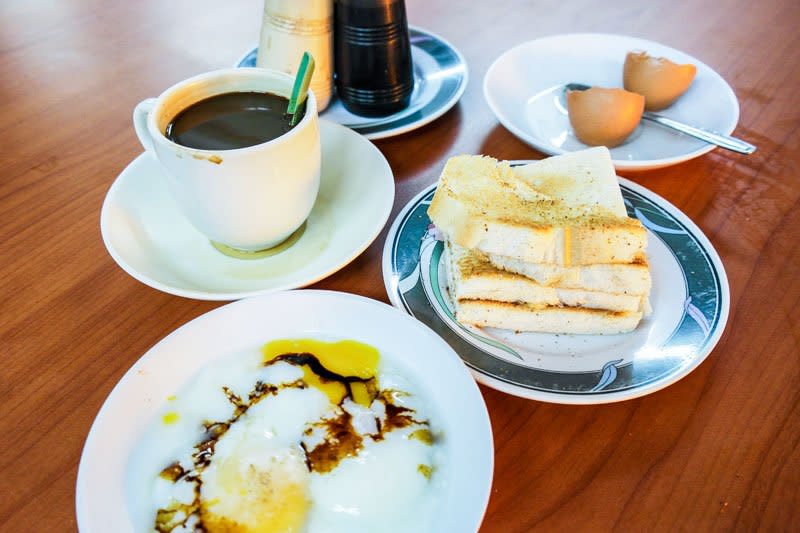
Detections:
[334, 0, 414, 117]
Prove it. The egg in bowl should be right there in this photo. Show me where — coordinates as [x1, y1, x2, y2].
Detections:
[78, 291, 493, 533]
[134, 339, 441, 533]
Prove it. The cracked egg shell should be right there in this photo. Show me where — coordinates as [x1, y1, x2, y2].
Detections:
[623, 51, 697, 110]
[566, 87, 644, 147]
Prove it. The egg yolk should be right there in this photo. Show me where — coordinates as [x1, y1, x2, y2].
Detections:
[262, 339, 379, 378]
[262, 339, 380, 406]
[299, 366, 348, 405]
[202, 454, 310, 533]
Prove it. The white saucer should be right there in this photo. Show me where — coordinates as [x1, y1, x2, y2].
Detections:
[483, 33, 740, 170]
[101, 120, 394, 300]
[76, 290, 493, 532]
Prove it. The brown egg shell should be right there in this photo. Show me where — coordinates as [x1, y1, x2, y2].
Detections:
[566, 87, 645, 147]
[623, 51, 697, 111]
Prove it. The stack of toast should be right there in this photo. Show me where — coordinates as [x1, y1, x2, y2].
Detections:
[427, 147, 652, 335]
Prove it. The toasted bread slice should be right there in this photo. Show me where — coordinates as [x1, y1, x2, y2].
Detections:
[455, 299, 644, 335]
[487, 253, 651, 295]
[446, 241, 648, 313]
[512, 146, 627, 215]
[427, 149, 647, 265]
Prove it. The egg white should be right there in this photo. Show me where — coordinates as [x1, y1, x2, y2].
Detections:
[306, 429, 436, 532]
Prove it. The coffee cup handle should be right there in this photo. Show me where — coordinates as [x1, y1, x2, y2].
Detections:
[133, 98, 158, 153]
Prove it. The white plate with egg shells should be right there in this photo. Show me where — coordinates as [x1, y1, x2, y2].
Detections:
[483, 33, 740, 170]
[76, 290, 493, 533]
[100, 119, 394, 300]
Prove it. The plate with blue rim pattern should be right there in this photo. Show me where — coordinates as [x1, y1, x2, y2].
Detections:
[236, 26, 467, 140]
[381, 174, 730, 404]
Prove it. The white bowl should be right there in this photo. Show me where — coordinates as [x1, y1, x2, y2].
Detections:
[76, 290, 493, 532]
[484, 33, 740, 170]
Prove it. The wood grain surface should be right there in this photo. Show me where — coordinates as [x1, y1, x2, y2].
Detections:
[1, 0, 799, 531]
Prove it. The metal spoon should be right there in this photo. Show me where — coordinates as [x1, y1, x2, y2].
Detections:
[564, 83, 756, 154]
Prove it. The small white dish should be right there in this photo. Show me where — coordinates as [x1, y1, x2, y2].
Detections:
[76, 290, 493, 532]
[483, 33, 740, 170]
[383, 176, 730, 404]
[100, 120, 394, 300]
[237, 27, 469, 140]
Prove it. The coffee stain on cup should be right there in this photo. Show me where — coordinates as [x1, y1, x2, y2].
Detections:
[191, 154, 223, 165]
[219, 203, 333, 282]
[211, 223, 307, 260]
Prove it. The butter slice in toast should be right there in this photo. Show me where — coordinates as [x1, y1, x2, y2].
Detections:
[487, 253, 651, 295]
[446, 240, 649, 314]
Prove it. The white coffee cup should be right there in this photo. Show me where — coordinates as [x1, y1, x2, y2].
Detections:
[133, 67, 321, 252]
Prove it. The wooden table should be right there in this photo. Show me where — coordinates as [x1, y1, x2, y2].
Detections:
[2, 0, 798, 531]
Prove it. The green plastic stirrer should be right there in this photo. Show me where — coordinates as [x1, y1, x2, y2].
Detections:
[287, 52, 315, 126]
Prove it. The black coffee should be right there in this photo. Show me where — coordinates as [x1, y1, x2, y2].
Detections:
[165, 91, 299, 150]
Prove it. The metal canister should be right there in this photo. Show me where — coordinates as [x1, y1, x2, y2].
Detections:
[257, 0, 334, 111]
[334, 0, 414, 117]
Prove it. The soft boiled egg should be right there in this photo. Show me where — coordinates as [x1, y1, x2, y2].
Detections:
[566, 87, 644, 147]
[623, 50, 697, 111]
[147, 339, 440, 533]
